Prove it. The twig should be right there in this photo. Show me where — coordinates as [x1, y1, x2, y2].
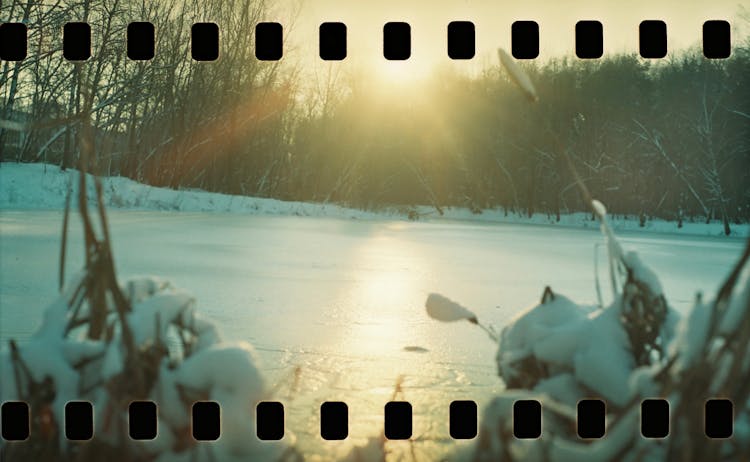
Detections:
[593, 242, 605, 308]
[58, 176, 72, 291]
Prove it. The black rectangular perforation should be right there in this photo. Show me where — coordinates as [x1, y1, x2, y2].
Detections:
[63, 22, 91, 61]
[192, 401, 220, 441]
[127, 22, 155, 61]
[256, 22, 283, 61]
[0, 19, 736, 63]
[191, 22, 219, 61]
[447, 21, 475, 60]
[449, 400, 477, 439]
[577, 399, 606, 439]
[1, 401, 30, 441]
[513, 400, 541, 439]
[384, 401, 412, 440]
[0, 23, 27, 61]
[65, 401, 93, 440]
[129, 401, 157, 440]
[703, 20, 731, 59]
[319, 22, 346, 61]
[641, 399, 669, 438]
[0, 395, 745, 450]
[383, 22, 411, 60]
[639, 20, 667, 58]
[512, 21, 539, 59]
[705, 399, 733, 439]
[320, 401, 348, 440]
[576, 20, 603, 59]
[257, 401, 285, 440]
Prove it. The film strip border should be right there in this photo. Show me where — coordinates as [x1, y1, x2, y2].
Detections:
[0, 19, 735, 62]
[0, 398, 736, 442]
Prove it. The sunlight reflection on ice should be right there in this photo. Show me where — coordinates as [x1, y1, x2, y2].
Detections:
[335, 234, 427, 357]
[2, 212, 743, 461]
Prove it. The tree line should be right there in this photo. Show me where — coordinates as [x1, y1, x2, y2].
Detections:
[2, 0, 749, 234]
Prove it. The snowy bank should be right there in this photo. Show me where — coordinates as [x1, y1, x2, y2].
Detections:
[0, 162, 383, 220]
[1, 162, 747, 237]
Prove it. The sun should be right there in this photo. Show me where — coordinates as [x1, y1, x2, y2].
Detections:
[376, 57, 435, 85]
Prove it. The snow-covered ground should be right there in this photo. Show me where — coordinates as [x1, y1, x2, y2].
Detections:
[1, 162, 747, 460]
[2, 162, 747, 237]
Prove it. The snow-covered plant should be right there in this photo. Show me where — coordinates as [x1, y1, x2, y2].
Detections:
[427, 201, 750, 462]
[659, 244, 750, 461]
[0, 274, 299, 462]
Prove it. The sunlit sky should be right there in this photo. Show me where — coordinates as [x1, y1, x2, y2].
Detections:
[266, 0, 748, 83]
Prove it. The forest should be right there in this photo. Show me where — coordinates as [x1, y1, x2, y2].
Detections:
[2, 0, 749, 234]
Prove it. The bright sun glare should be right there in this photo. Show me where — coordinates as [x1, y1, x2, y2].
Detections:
[376, 58, 435, 84]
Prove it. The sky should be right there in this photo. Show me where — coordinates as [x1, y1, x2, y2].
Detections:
[266, 0, 749, 83]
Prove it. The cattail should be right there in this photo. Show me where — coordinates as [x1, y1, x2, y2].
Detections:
[498, 48, 538, 103]
[426, 293, 479, 323]
[425, 293, 499, 342]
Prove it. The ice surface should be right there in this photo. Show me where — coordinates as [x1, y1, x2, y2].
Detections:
[1, 208, 744, 459]
[1, 162, 747, 460]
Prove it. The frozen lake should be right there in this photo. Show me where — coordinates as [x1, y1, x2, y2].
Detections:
[0, 210, 745, 459]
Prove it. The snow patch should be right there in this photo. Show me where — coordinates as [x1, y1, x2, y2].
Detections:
[2, 162, 747, 237]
